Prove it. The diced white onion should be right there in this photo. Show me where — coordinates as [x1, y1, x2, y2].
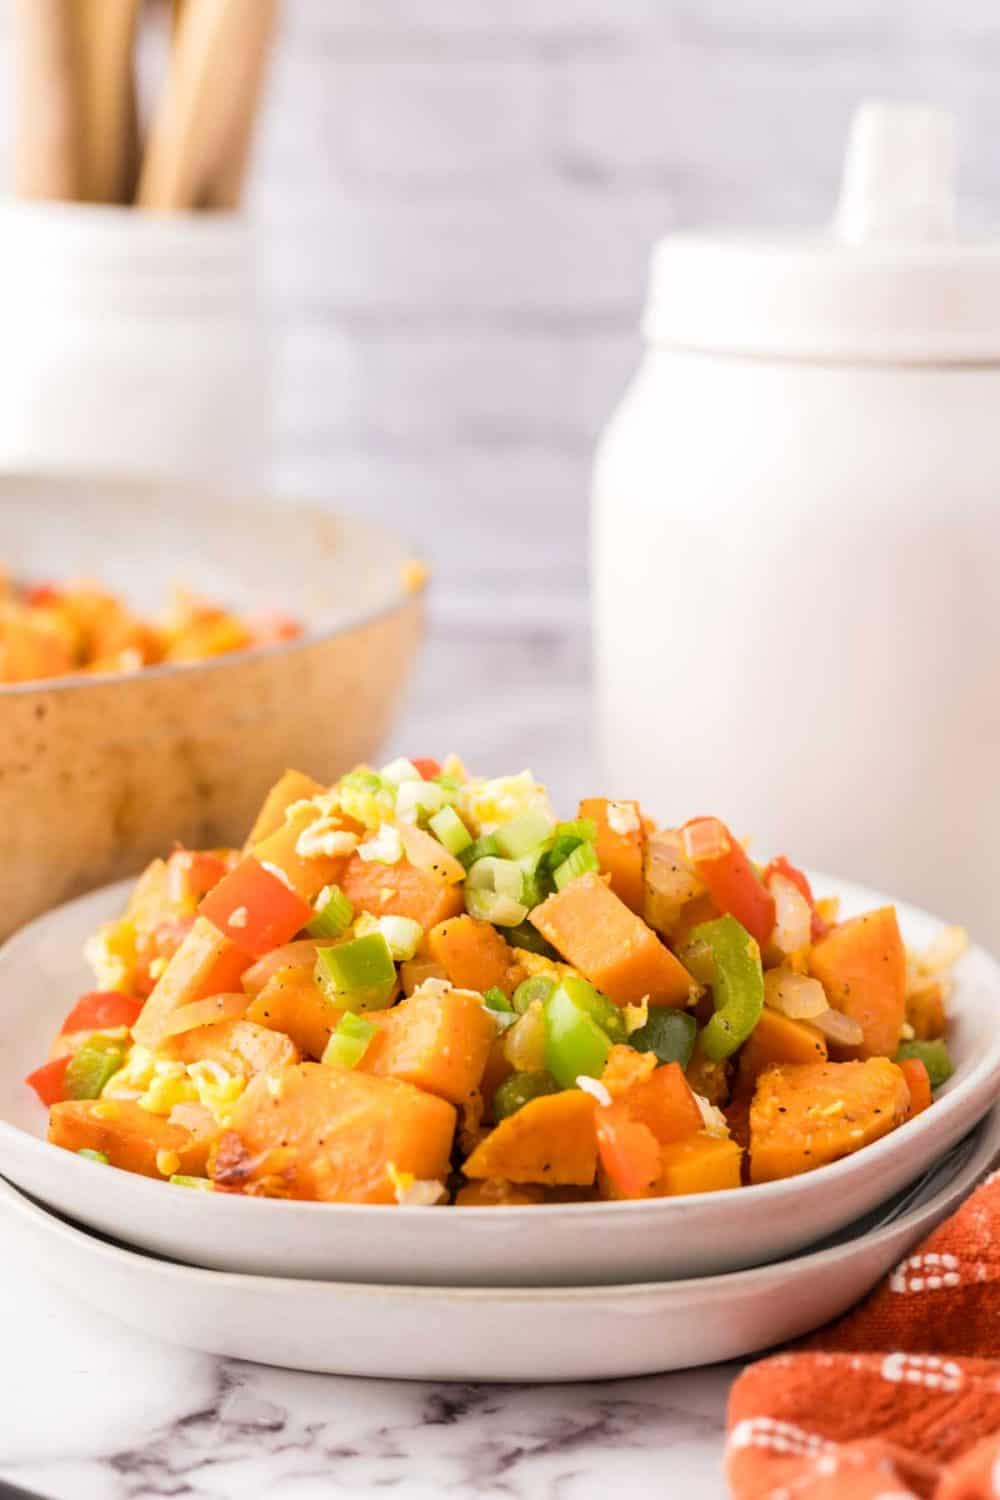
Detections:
[770, 873, 812, 956]
[763, 969, 829, 1020]
[812, 1008, 865, 1047]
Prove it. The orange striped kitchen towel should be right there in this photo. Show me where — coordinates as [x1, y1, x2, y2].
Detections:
[726, 1167, 1000, 1499]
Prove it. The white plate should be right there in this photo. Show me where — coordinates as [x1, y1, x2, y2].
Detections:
[1, 877, 998, 1287]
[2, 1109, 996, 1382]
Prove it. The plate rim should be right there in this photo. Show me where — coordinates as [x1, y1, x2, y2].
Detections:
[2, 1101, 997, 1301]
[2, 873, 999, 1223]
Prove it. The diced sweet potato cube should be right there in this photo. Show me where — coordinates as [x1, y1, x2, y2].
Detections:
[251, 805, 352, 903]
[749, 1058, 910, 1184]
[454, 1179, 545, 1206]
[340, 852, 465, 929]
[462, 1090, 597, 1186]
[658, 1134, 742, 1195]
[245, 965, 342, 1060]
[626, 1061, 703, 1145]
[161, 1018, 300, 1074]
[579, 797, 645, 913]
[362, 986, 497, 1105]
[427, 915, 519, 996]
[212, 1062, 456, 1202]
[529, 872, 696, 1007]
[246, 769, 326, 846]
[906, 982, 947, 1042]
[49, 1099, 212, 1178]
[736, 1007, 828, 1092]
[809, 907, 906, 1060]
[132, 916, 251, 1049]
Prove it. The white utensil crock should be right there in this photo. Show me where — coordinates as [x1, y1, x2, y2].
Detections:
[593, 104, 1000, 947]
[0, 202, 271, 484]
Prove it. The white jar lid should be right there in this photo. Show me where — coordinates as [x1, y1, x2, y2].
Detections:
[643, 103, 1000, 364]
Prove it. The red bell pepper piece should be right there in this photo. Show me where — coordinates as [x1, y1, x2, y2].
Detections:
[411, 757, 441, 781]
[899, 1057, 932, 1119]
[23, 581, 62, 607]
[60, 991, 143, 1035]
[199, 856, 313, 959]
[25, 1055, 71, 1106]
[763, 855, 829, 941]
[596, 1102, 661, 1199]
[166, 849, 230, 908]
[682, 817, 776, 947]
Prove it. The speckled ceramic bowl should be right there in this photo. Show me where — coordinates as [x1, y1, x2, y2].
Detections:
[0, 473, 425, 939]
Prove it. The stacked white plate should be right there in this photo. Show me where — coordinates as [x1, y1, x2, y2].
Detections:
[1, 879, 999, 1383]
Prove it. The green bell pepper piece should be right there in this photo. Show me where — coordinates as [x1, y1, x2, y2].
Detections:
[77, 1148, 109, 1165]
[689, 913, 764, 1062]
[315, 933, 397, 1011]
[554, 975, 627, 1044]
[629, 1008, 698, 1068]
[543, 984, 613, 1087]
[64, 1039, 126, 1100]
[895, 1038, 954, 1090]
[322, 1011, 378, 1068]
[482, 986, 513, 1013]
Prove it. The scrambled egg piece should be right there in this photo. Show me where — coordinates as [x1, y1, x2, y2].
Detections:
[105, 1045, 245, 1127]
[459, 771, 554, 835]
[84, 918, 139, 993]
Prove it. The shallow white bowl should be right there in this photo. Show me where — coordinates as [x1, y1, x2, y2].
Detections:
[1, 876, 998, 1287]
[2, 1109, 995, 1381]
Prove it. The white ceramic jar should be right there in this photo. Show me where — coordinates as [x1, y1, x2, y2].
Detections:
[0, 202, 271, 485]
[593, 105, 1000, 947]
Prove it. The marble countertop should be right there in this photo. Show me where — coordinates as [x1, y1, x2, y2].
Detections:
[0, 624, 736, 1500]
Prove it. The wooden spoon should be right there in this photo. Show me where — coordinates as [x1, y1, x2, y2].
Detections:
[70, 0, 143, 204]
[137, 0, 279, 212]
[12, 0, 80, 200]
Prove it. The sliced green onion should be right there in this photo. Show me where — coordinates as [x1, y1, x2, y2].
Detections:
[315, 933, 397, 1011]
[322, 1011, 378, 1068]
[555, 818, 597, 844]
[552, 841, 599, 891]
[493, 1070, 560, 1121]
[77, 1148, 109, 1165]
[396, 779, 448, 825]
[458, 833, 501, 870]
[465, 889, 529, 927]
[465, 856, 524, 900]
[170, 1174, 215, 1190]
[64, 1040, 126, 1100]
[482, 985, 512, 1013]
[493, 810, 556, 860]
[507, 921, 559, 958]
[895, 1038, 954, 1090]
[374, 914, 424, 961]
[538, 821, 597, 875]
[429, 805, 473, 856]
[380, 757, 423, 785]
[307, 884, 354, 940]
[512, 974, 555, 1014]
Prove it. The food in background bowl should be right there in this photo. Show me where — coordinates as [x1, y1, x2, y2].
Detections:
[0, 572, 301, 683]
[26, 757, 963, 1205]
